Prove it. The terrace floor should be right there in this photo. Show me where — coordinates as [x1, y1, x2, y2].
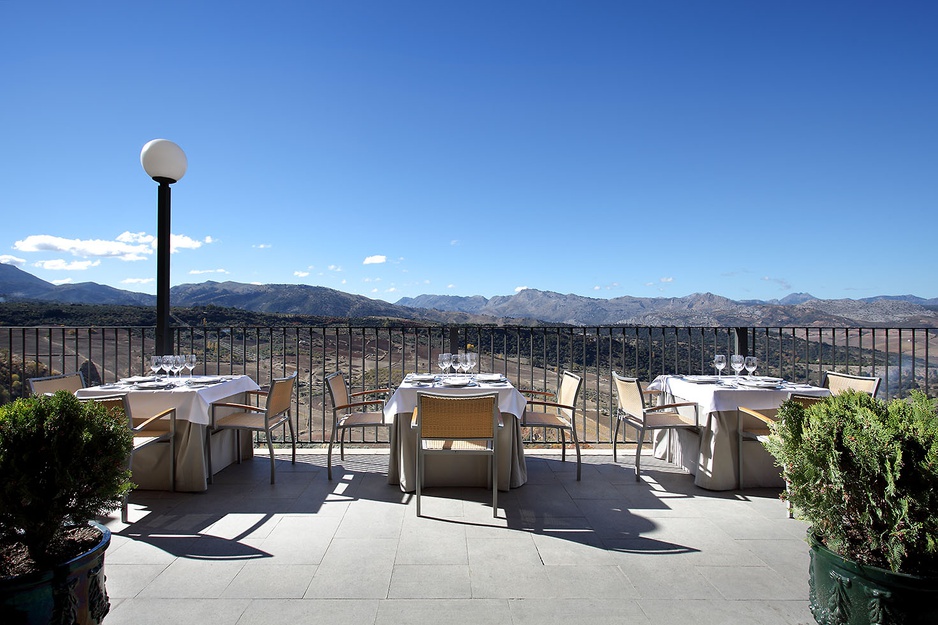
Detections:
[99, 450, 815, 625]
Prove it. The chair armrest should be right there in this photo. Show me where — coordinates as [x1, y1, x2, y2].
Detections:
[212, 401, 264, 413]
[648, 401, 699, 427]
[737, 406, 776, 426]
[335, 399, 386, 411]
[525, 400, 575, 411]
[133, 407, 176, 433]
[350, 388, 389, 398]
[519, 389, 554, 398]
[648, 401, 697, 412]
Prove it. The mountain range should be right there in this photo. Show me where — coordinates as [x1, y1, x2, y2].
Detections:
[1, 263, 936, 327]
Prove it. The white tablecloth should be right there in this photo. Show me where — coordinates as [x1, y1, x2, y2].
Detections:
[77, 375, 260, 492]
[647, 375, 830, 490]
[383, 377, 528, 492]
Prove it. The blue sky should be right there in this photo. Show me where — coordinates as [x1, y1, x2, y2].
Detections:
[2, 1, 936, 304]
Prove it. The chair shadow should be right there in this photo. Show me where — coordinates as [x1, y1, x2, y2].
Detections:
[111, 452, 709, 561]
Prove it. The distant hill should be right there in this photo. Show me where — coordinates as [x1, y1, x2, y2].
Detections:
[396, 289, 938, 327]
[2, 263, 936, 327]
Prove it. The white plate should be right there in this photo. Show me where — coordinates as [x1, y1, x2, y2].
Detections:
[409, 374, 437, 382]
[441, 378, 470, 387]
[683, 375, 721, 383]
[752, 376, 784, 383]
[122, 376, 159, 384]
[737, 380, 783, 389]
[476, 373, 506, 382]
[134, 381, 175, 390]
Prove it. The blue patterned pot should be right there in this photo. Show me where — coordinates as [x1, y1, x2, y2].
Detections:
[0, 522, 111, 625]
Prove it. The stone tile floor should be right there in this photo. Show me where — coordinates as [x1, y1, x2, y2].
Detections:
[99, 451, 815, 624]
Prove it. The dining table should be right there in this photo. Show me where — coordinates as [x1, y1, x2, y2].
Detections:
[384, 373, 528, 493]
[646, 374, 830, 491]
[76, 374, 260, 492]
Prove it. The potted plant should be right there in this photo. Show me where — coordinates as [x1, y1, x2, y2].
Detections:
[764, 390, 938, 625]
[0, 390, 133, 624]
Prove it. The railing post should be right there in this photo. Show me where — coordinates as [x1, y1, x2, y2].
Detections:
[448, 326, 460, 356]
[734, 327, 749, 356]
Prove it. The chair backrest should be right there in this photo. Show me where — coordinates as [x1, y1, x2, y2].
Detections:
[612, 371, 645, 418]
[28, 372, 86, 395]
[556, 371, 583, 419]
[416, 392, 499, 440]
[265, 372, 297, 419]
[78, 394, 131, 426]
[325, 371, 350, 414]
[789, 393, 826, 409]
[821, 371, 881, 397]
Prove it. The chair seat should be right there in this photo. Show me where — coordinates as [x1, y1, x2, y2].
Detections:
[215, 410, 269, 430]
[338, 411, 385, 428]
[421, 439, 493, 452]
[523, 410, 571, 429]
[133, 434, 170, 449]
[622, 410, 696, 430]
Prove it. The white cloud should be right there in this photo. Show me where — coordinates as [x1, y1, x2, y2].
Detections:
[121, 277, 154, 285]
[34, 259, 101, 271]
[51, 278, 73, 285]
[660, 277, 673, 283]
[450, 240, 459, 246]
[204, 235, 215, 244]
[363, 255, 387, 265]
[0, 255, 26, 266]
[515, 286, 528, 292]
[15, 234, 151, 261]
[447, 284, 456, 289]
[253, 243, 271, 249]
[386, 287, 397, 293]
[168, 234, 205, 253]
[189, 268, 229, 275]
[340, 279, 347, 284]
[13, 231, 209, 261]
[294, 270, 310, 277]
[594, 285, 600, 290]
[328, 265, 342, 272]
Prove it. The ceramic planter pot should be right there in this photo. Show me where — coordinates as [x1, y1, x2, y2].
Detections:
[808, 532, 938, 625]
[0, 522, 111, 625]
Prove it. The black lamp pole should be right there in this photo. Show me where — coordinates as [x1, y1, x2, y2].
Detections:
[155, 176, 175, 356]
[141, 138, 187, 358]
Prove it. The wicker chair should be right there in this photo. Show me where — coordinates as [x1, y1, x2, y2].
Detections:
[80, 394, 176, 523]
[737, 394, 826, 516]
[412, 391, 501, 517]
[207, 372, 297, 485]
[325, 371, 390, 481]
[612, 372, 699, 481]
[28, 372, 86, 395]
[519, 371, 584, 480]
[821, 371, 881, 397]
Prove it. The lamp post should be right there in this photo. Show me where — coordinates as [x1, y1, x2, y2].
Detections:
[140, 139, 187, 356]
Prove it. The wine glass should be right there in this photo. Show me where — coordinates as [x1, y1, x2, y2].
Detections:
[438, 353, 452, 377]
[172, 354, 186, 377]
[745, 356, 758, 376]
[185, 354, 197, 377]
[161, 355, 174, 377]
[149, 355, 162, 378]
[465, 352, 477, 376]
[450, 353, 461, 377]
[731, 354, 745, 378]
[713, 354, 726, 377]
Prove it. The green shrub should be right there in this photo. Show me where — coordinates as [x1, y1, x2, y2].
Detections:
[764, 390, 938, 576]
[0, 391, 133, 567]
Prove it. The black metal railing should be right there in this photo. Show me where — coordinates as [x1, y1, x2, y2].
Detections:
[2, 324, 935, 446]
